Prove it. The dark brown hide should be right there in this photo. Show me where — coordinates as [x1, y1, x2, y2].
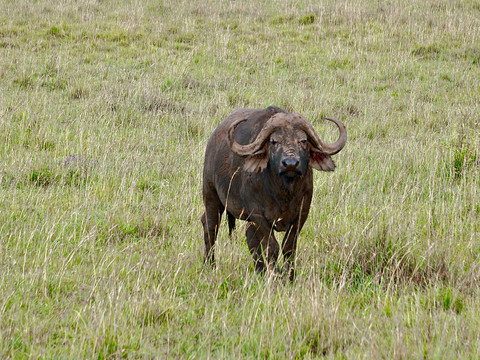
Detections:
[201, 106, 346, 280]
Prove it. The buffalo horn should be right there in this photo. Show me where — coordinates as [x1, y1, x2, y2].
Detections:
[228, 117, 280, 156]
[229, 115, 347, 156]
[297, 117, 347, 155]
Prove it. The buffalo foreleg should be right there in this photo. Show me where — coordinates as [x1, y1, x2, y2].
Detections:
[246, 221, 279, 274]
[281, 226, 299, 281]
[282, 196, 310, 281]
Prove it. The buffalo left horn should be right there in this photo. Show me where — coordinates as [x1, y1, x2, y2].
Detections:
[296, 117, 347, 155]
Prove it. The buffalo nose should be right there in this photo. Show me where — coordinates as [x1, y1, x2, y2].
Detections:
[282, 158, 299, 170]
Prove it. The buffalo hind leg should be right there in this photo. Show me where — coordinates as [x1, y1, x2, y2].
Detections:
[201, 195, 224, 266]
[227, 211, 236, 237]
[246, 222, 279, 274]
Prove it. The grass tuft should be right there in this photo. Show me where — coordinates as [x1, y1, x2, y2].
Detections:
[299, 14, 316, 25]
[412, 44, 442, 59]
[28, 166, 58, 187]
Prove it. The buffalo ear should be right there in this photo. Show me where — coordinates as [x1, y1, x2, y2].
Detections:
[309, 150, 335, 171]
[244, 152, 268, 173]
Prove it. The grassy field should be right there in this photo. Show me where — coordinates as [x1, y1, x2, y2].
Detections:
[0, 0, 479, 358]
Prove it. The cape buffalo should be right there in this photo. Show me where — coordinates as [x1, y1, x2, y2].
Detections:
[201, 106, 346, 279]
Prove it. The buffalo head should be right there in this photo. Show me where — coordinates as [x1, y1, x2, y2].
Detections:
[228, 112, 347, 186]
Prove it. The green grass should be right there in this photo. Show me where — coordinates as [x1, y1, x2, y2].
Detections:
[0, 0, 479, 358]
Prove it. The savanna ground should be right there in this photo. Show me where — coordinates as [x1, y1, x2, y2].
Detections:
[0, 0, 479, 358]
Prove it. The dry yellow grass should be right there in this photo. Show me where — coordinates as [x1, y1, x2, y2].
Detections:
[0, 0, 479, 358]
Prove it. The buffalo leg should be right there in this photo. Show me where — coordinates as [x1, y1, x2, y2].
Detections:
[282, 197, 310, 281]
[227, 211, 236, 237]
[246, 222, 279, 274]
[282, 217, 308, 281]
[281, 226, 299, 281]
[201, 194, 224, 266]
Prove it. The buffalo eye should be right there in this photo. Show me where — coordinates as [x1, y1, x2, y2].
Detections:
[270, 139, 278, 146]
[299, 139, 308, 145]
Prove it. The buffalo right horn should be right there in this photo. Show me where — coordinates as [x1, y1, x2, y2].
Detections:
[228, 116, 281, 156]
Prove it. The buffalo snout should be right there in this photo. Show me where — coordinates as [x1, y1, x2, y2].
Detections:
[281, 157, 300, 171]
[279, 156, 304, 182]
